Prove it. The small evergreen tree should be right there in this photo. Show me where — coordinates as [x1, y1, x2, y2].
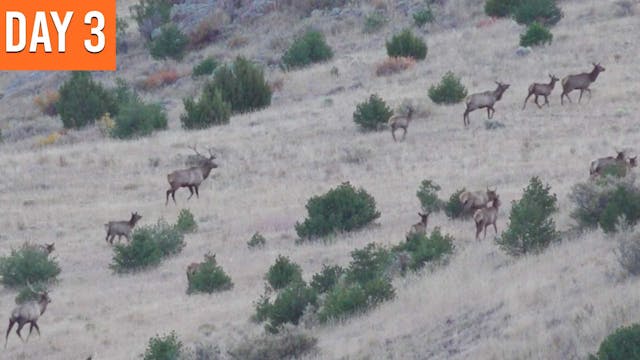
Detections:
[353, 94, 394, 131]
[386, 30, 427, 60]
[428, 71, 468, 104]
[520, 22, 553, 47]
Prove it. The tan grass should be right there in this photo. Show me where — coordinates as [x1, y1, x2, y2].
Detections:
[0, 0, 639, 359]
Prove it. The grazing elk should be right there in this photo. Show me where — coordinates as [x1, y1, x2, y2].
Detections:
[24, 243, 55, 256]
[389, 106, 415, 142]
[166, 146, 218, 205]
[473, 196, 500, 240]
[590, 151, 637, 177]
[105, 212, 142, 244]
[522, 74, 559, 109]
[463, 81, 510, 127]
[5, 282, 51, 348]
[459, 188, 498, 213]
[409, 212, 430, 235]
[186, 253, 217, 282]
[560, 63, 605, 105]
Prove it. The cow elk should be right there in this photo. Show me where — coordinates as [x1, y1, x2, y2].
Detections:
[590, 151, 637, 177]
[5, 282, 51, 348]
[24, 243, 55, 256]
[166, 146, 218, 205]
[523, 74, 559, 109]
[186, 253, 217, 282]
[389, 106, 415, 142]
[473, 196, 500, 240]
[105, 212, 142, 244]
[409, 212, 430, 236]
[459, 188, 498, 213]
[560, 63, 605, 105]
[463, 82, 510, 127]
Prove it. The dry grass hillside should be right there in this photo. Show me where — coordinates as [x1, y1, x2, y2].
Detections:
[1, 0, 639, 359]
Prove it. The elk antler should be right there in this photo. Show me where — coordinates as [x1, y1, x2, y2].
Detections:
[188, 145, 203, 157]
[207, 148, 216, 159]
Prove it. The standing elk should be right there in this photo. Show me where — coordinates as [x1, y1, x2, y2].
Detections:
[560, 63, 605, 105]
[389, 106, 415, 142]
[590, 151, 637, 177]
[166, 146, 218, 206]
[105, 212, 142, 244]
[522, 74, 559, 109]
[186, 253, 217, 282]
[5, 282, 51, 348]
[459, 188, 498, 213]
[473, 196, 500, 240]
[409, 212, 430, 235]
[463, 81, 510, 127]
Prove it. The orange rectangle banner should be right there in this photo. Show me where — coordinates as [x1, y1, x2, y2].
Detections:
[0, 0, 116, 70]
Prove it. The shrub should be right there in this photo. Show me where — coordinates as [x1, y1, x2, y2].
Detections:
[212, 57, 272, 114]
[281, 30, 333, 70]
[394, 228, 454, 270]
[310, 264, 344, 294]
[187, 254, 233, 294]
[345, 243, 393, 285]
[295, 182, 381, 240]
[520, 22, 553, 47]
[116, 17, 129, 53]
[143, 331, 183, 360]
[319, 276, 394, 322]
[110, 220, 185, 273]
[444, 188, 470, 219]
[193, 57, 218, 78]
[140, 68, 180, 91]
[266, 255, 303, 291]
[34, 90, 59, 116]
[386, 30, 427, 60]
[416, 180, 444, 213]
[110, 100, 167, 139]
[617, 230, 640, 276]
[0, 245, 61, 288]
[375, 56, 416, 77]
[255, 282, 318, 333]
[514, 0, 563, 26]
[149, 24, 189, 60]
[130, 0, 171, 41]
[181, 85, 231, 130]
[363, 12, 387, 33]
[353, 94, 393, 131]
[247, 232, 266, 249]
[57, 72, 116, 129]
[594, 323, 640, 360]
[570, 178, 640, 233]
[428, 71, 468, 104]
[175, 209, 197, 234]
[484, 0, 521, 17]
[413, 7, 434, 27]
[229, 328, 318, 360]
[497, 177, 559, 256]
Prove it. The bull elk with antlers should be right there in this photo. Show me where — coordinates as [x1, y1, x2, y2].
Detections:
[5, 282, 51, 348]
[166, 146, 218, 206]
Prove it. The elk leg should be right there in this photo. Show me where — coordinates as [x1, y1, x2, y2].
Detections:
[187, 186, 195, 200]
[534, 95, 542, 109]
[522, 93, 533, 110]
[475, 223, 482, 240]
[194, 186, 199, 198]
[402, 128, 407, 141]
[171, 190, 177, 204]
[493, 222, 498, 234]
[486, 107, 492, 119]
[585, 88, 592, 101]
[544, 95, 550, 106]
[32, 322, 40, 336]
[463, 109, 469, 127]
[165, 189, 172, 206]
[16, 322, 25, 341]
[578, 89, 584, 103]
[5, 319, 15, 348]
[105, 232, 110, 243]
[483, 225, 488, 239]
[26, 323, 34, 340]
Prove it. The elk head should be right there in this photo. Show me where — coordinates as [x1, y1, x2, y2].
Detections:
[549, 74, 559, 83]
[592, 62, 606, 73]
[188, 145, 218, 171]
[486, 187, 498, 201]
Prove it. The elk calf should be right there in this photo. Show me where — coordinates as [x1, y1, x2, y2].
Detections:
[389, 107, 414, 142]
[523, 74, 559, 109]
[561, 63, 605, 105]
[105, 212, 142, 244]
[166, 146, 218, 205]
[5, 283, 51, 348]
[186, 253, 217, 282]
[473, 196, 500, 240]
[463, 82, 510, 127]
[459, 188, 498, 213]
[409, 212, 430, 235]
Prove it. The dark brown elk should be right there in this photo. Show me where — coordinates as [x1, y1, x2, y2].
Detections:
[186, 253, 216, 282]
[473, 196, 500, 240]
[105, 212, 142, 244]
[463, 82, 510, 127]
[459, 188, 498, 213]
[590, 151, 637, 177]
[560, 63, 605, 105]
[389, 106, 414, 142]
[5, 282, 51, 348]
[166, 146, 218, 206]
[522, 74, 559, 109]
[409, 212, 430, 235]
